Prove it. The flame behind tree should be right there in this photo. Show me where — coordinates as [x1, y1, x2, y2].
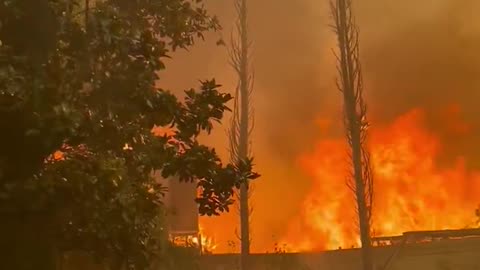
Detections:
[228, 0, 255, 268]
[331, 0, 374, 270]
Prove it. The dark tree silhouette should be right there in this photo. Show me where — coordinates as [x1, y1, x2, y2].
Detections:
[228, 0, 255, 268]
[330, 0, 374, 270]
[0, 0, 258, 269]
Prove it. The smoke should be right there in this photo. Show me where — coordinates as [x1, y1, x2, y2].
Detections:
[160, 0, 480, 252]
[357, 0, 480, 168]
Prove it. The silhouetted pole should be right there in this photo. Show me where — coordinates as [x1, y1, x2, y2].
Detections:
[331, 0, 375, 270]
[228, 0, 255, 268]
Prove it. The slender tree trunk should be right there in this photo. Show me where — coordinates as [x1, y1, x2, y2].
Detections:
[238, 0, 250, 267]
[228, 0, 254, 268]
[331, 0, 374, 270]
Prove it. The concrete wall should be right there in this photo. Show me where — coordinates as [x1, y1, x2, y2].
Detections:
[59, 237, 480, 269]
[200, 238, 480, 270]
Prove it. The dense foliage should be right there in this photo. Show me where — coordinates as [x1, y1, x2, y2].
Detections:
[0, 0, 258, 268]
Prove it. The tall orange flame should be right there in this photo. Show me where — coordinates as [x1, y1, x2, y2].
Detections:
[280, 107, 480, 251]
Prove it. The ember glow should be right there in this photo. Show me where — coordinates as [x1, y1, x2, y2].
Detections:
[279, 107, 480, 251]
[192, 226, 217, 253]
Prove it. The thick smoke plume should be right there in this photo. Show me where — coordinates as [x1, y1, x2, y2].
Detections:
[160, 0, 480, 252]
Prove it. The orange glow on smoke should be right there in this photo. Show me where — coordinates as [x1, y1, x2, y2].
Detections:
[279, 107, 480, 251]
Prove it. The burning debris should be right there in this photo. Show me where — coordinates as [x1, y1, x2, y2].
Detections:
[170, 228, 217, 254]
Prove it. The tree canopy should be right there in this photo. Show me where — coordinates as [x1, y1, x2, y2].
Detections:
[0, 0, 259, 268]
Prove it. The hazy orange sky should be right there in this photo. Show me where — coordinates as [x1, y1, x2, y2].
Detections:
[159, 0, 480, 252]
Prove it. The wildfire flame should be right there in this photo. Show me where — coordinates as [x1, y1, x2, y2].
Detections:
[280, 106, 480, 251]
[191, 226, 217, 253]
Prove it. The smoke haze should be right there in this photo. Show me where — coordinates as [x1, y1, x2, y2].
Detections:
[160, 0, 480, 252]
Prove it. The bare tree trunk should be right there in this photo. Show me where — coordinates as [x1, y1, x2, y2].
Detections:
[330, 1, 374, 270]
[228, 0, 255, 268]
